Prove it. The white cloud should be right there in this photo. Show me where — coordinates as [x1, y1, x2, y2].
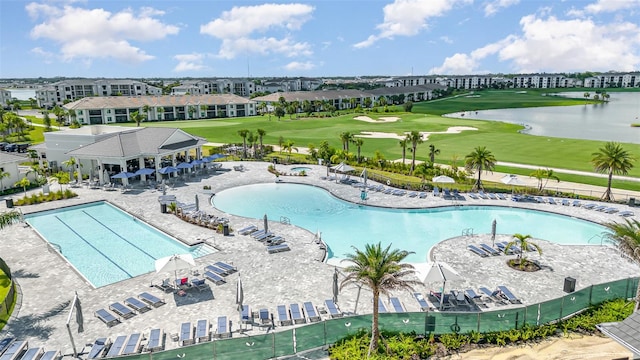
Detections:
[284, 61, 316, 71]
[431, 15, 640, 74]
[484, 0, 520, 16]
[200, 3, 314, 60]
[26, 2, 179, 64]
[30, 47, 55, 64]
[173, 53, 209, 72]
[440, 36, 453, 44]
[584, 0, 640, 13]
[354, 0, 472, 49]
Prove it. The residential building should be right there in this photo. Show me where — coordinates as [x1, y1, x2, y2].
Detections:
[0, 89, 12, 107]
[62, 94, 255, 125]
[0, 152, 26, 192]
[584, 73, 640, 88]
[35, 79, 162, 108]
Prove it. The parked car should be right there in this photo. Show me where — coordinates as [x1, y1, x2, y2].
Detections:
[16, 143, 30, 153]
[4, 144, 17, 152]
[0, 142, 7, 151]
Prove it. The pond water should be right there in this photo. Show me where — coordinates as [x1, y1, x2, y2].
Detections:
[445, 92, 640, 144]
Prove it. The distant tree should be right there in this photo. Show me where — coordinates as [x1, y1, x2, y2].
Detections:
[42, 110, 52, 132]
[399, 138, 408, 165]
[282, 140, 298, 161]
[340, 132, 353, 152]
[274, 105, 285, 121]
[428, 144, 440, 164]
[530, 168, 560, 192]
[256, 128, 266, 155]
[237, 129, 250, 159]
[130, 111, 146, 127]
[407, 131, 423, 175]
[403, 101, 413, 112]
[353, 138, 364, 163]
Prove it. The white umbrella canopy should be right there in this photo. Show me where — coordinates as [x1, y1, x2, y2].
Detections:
[155, 254, 196, 280]
[501, 175, 524, 185]
[432, 175, 455, 183]
[331, 162, 355, 173]
[423, 261, 462, 310]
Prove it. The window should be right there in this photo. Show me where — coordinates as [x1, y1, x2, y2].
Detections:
[78, 110, 83, 115]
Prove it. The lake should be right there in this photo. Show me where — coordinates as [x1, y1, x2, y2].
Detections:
[445, 92, 640, 144]
[6, 88, 36, 101]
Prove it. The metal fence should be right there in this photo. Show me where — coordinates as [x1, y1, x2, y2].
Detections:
[101, 277, 639, 360]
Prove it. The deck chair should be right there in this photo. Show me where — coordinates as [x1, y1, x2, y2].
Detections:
[594, 205, 609, 211]
[122, 333, 142, 355]
[413, 292, 431, 311]
[195, 319, 210, 342]
[19, 348, 44, 360]
[87, 338, 110, 359]
[324, 299, 342, 318]
[497, 286, 522, 304]
[303, 302, 321, 322]
[450, 290, 471, 308]
[216, 316, 230, 338]
[561, 199, 570, 206]
[205, 264, 228, 277]
[582, 203, 597, 209]
[467, 245, 489, 257]
[389, 297, 405, 312]
[572, 200, 582, 207]
[267, 243, 291, 253]
[94, 309, 120, 327]
[377, 298, 388, 313]
[464, 289, 487, 308]
[604, 207, 619, 214]
[250, 229, 267, 239]
[290, 303, 305, 324]
[241, 305, 252, 324]
[0, 338, 14, 356]
[496, 193, 507, 200]
[124, 297, 152, 313]
[479, 287, 507, 305]
[265, 236, 285, 246]
[418, 192, 428, 198]
[277, 305, 292, 326]
[40, 351, 61, 360]
[479, 243, 501, 256]
[191, 278, 209, 292]
[138, 292, 165, 307]
[179, 322, 193, 346]
[0, 341, 27, 360]
[145, 329, 164, 352]
[106, 335, 127, 358]
[204, 270, 226, 285]
[109, 302, 136, 319]
[213, 261, 237, 274]
[154, 278, 173, 293]
[237, 225, 258, 235]
[547, 197, 557, 205]
[259, 308, 271, 326]
[432, 187, 440, 196]
[468, 193, 479, 199]
[619, 211, 635, 217]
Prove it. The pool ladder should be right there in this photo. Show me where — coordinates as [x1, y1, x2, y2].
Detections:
[49, 242, 62, 253]
[280, 216, 291, 225]
[461, 228, 474, 236]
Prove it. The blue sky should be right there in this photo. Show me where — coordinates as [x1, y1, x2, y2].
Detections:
[1, 0, 640, 78]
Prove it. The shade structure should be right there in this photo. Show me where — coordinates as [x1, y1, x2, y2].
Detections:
[423, 261, 462, 310]
[155, 254, 195, 280]
[191, 159, 204, 166]
[360, 168, 368, 187]
[236, 275, 244, 312]
[158, 166, 178, 175]
[501, 175, 524, 185]
[208, 153, 226, 160]
[195, 194, 200, 212]
[332, 268, 339, 304]
[176, 162, 194, 169]
[110, 171, 136, 179]
[432, 175, 455, 183]
[134, 168, 155, 176]
[331, 162, 355, 173]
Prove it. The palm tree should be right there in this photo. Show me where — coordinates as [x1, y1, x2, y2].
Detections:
[156, 107, 164, 121]
[399, 139, 408, 165]
[530, 168, 560, 192]
[341, 242, 420, 357]
[142, 104, 151, 120]
[237, 129, 250, 159]
[130, 110, 146, 127]
[428, 144, 440, 164]
[282, 140, 298, 162]
[339, 132, 353, 152]
[464, 146, 497, 190]
[0, 169, 9, 192]
[407, 131, 423, 175]
[504, 233, 542, 269]
[14, 177, 30, 196]
[50, 171, 70, 191]
[583, 92, 590, 105]
[256, 129, 266, 156]
[604, 218, 640, 311]
[0, 210, 21, 230]
[353, 138, 364, 163]
[591, 142, 635, 201]
[62, 157, 80, 182]
[246, 132, 257, 159]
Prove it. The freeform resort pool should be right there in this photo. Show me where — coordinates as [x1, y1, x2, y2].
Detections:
[212, 183, 607, 263]
[25, 202, 214, 287]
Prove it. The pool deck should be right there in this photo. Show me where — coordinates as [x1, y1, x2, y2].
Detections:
[1, 161, 639, 357]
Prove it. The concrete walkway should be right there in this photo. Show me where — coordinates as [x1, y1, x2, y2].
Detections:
[0, 161, 638, 358]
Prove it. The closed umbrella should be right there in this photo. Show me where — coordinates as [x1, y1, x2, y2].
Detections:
[423, 261, 462, 310]
[263, 214, 268, 233]
[491, 219, 497, 245]
[195, 194, 200, 212]
[236, 274, 244, 312]
[155, 254, 196, 282]
[332, 268, 339, 304]
[74, 292, 84, 333]
[433, 175, 455, 183]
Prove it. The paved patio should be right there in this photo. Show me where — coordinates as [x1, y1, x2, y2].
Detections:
[0, 161, 639, 357]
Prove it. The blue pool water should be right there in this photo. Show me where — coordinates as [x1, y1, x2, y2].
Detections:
[290, 167, 312, 173]
[25, 202, 213, 287]
[212, 183, 607, 263]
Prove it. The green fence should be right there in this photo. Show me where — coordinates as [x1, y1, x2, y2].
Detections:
[113, 277, 638, 359]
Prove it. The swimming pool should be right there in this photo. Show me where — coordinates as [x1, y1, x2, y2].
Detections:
[290, 167, 312, 173]
[212, 183, 607, 263]
[25, 202, 214, 287]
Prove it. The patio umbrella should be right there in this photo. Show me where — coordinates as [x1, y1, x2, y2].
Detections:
[208, 153, 226, 160]
[158, 166, 178, 175]
[361, 168, 368, 187]
[111, 171, 136, 179]
[195, 194, 199, 211]
[134, 168, 155, 176]
[177, 162, 194, 169]
[423, 261, 462, 310]
[191, 159, 203, 166]
[501, 175, 524, 185]
[155, 254, 195, 281]
[331, 162, 355, 173]
[263, 214, 268, 233]
[74, 292, 84, 333]
[432, 175, 455, 183]
[236, 274, 244, 312]
[491, 219, 497, 245]
[332, 268, 339, 304]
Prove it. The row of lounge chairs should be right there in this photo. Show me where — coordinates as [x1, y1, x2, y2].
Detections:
[240, 300, 330, 329]
[468, 191, 507, 200]
[95, 292, 165, 327]
[0, 340, 60, 360]
[412, 285, 521, 311]
[237, 225, 292, 254]
[86, 329, 164, 359]
[177, 317, 230, 346]
[202, 261, 238, 286]
[377, 297, 406, 313]
[469, 240, 536, 257]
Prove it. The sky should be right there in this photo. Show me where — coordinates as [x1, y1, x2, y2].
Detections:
[1, 0, 640, 79]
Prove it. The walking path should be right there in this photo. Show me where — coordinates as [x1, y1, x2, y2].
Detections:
[0, 161, 638, 358]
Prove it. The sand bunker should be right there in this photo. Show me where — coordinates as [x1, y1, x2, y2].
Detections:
[353, 116, 400, 123]
[355, 126, 478, 140]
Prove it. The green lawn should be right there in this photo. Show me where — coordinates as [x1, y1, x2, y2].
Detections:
[0, 270, 12, 331]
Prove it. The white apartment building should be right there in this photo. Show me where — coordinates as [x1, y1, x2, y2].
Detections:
[584, 73, 639, 88]
[0, 89, 12, 107]
[35, 79, 162, 108]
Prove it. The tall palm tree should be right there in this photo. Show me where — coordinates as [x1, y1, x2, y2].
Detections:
[341, 243, 420, 357]
[246, 132, 257, 159]
[237, 129, 250, 159]
[62, 157, 81, 183]
[592, 142, 635, 201]
[428, 144, 440, 164]
[464, 146, 497, 190]
[0, 210, 21, 230]
[353, 138, 364, 163]
[14, 177, 30, 196]
[604, 218, 640, 311]
[339, 132, 353, 152]
[282, 140, 298, 161]
[130, 110, 146, 127]
[156, 107, 164, 121]
[142, 104, 151, 120]
[256, 129, 266, 156]
[504, 234, 541, 265]
[398, 139, 408, 166]
[407, 131, 423, 175]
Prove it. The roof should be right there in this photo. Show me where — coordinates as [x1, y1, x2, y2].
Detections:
[598, 311, 640, 356]
[0, 151, 26, 165]
[63, 94, 254, 110]
[65, 127, 207, 159]
[253, 89, 374, 103]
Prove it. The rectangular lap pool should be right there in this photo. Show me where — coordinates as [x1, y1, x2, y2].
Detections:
[25, 201, 213, 287]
